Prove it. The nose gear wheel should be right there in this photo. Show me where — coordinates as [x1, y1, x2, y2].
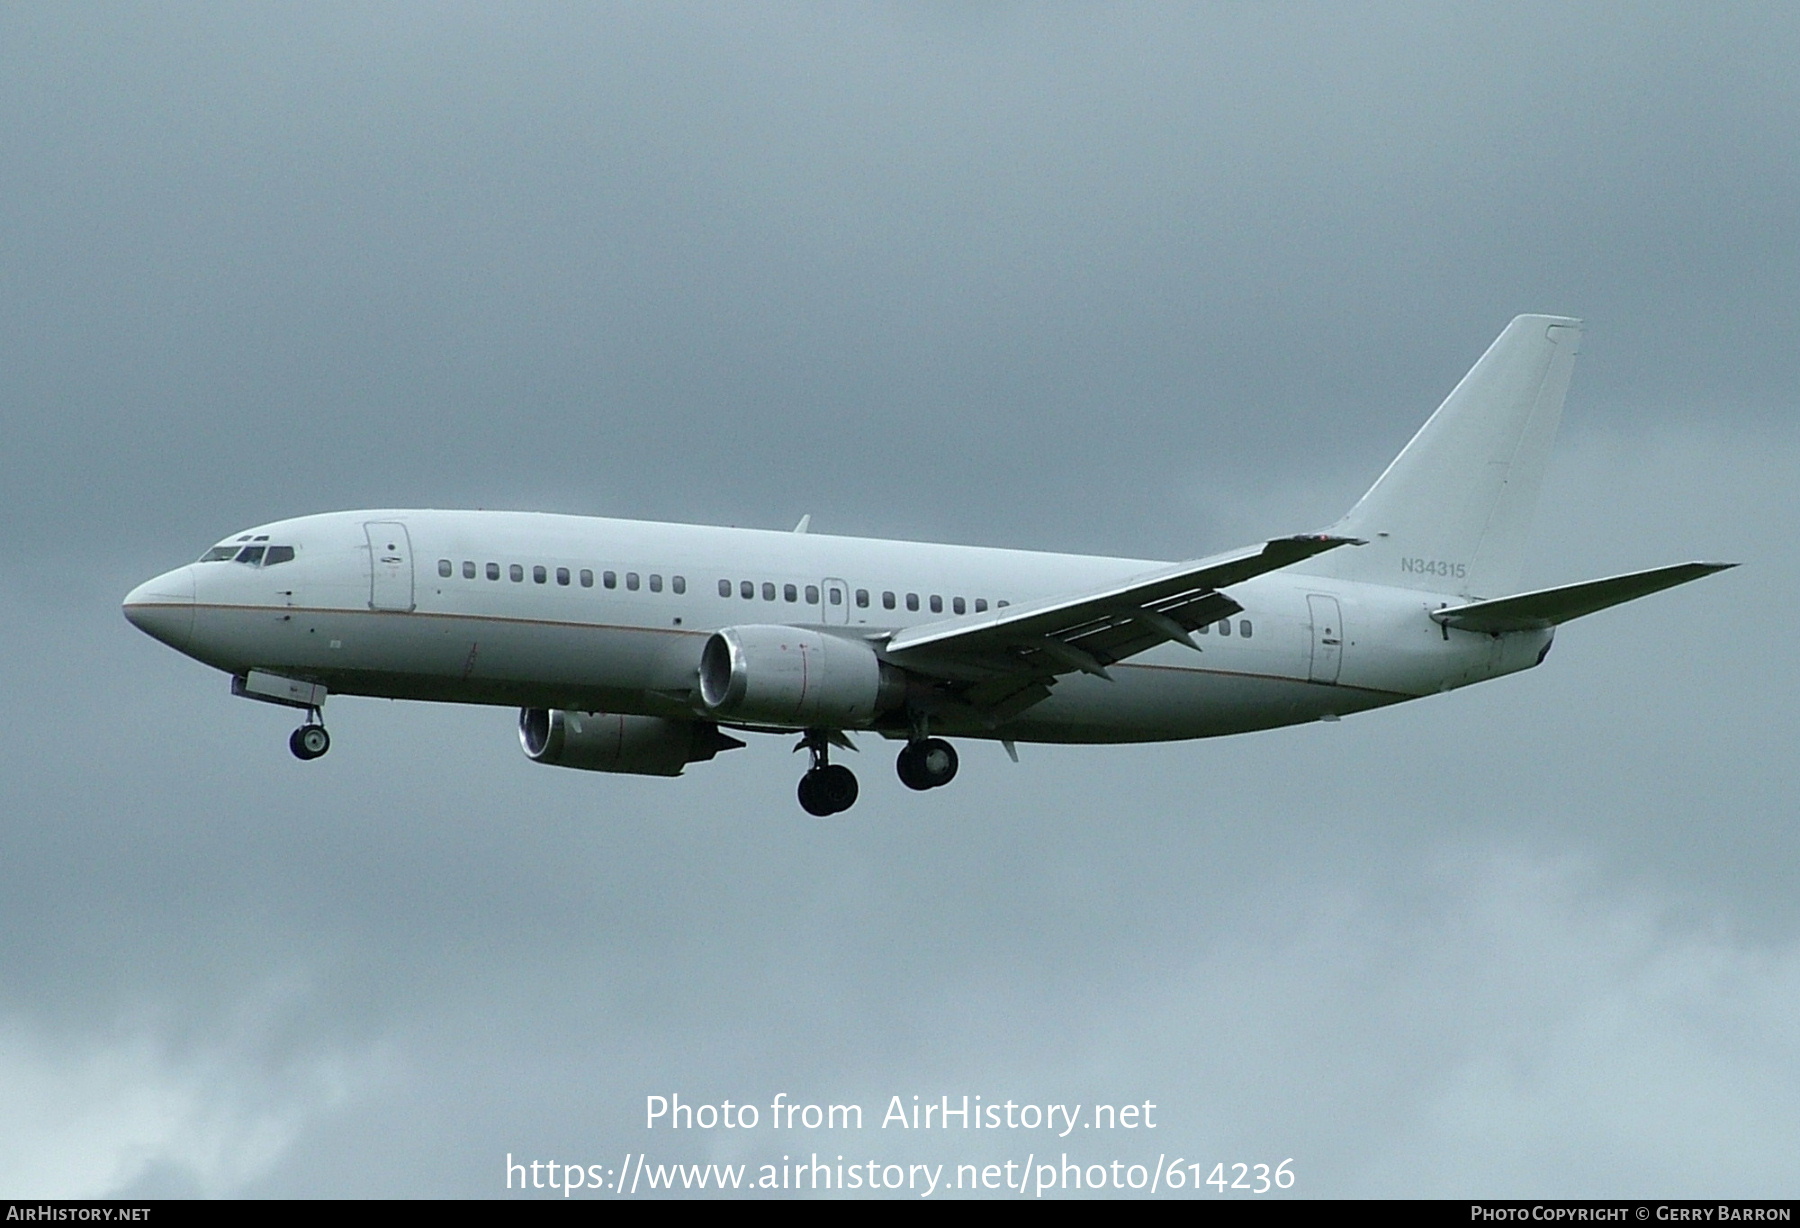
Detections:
[289, 711, 330, 761]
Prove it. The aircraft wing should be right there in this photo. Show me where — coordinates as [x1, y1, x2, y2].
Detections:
[880, 536, 1360, 718]
[1430, 561, 1736, 633]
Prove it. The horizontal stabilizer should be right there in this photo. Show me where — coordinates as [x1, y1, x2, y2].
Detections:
[1430, 562, 1736, 633]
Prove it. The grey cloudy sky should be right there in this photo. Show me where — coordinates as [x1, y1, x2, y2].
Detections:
[2, 2, 1796, 1198]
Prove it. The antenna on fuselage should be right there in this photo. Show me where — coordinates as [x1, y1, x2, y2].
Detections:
[793, 514, 811, 534]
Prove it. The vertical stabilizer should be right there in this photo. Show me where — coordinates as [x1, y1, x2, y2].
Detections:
[1296, 314, 1581, 599]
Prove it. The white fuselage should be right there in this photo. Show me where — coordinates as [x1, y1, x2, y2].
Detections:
[123, 509, 1551, 744]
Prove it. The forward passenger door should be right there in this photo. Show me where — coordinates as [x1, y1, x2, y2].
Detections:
[365, 522, 415, 612]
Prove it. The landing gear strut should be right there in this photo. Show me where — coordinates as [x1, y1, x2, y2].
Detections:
[289, 711, 330, 761]
[795, 730, 858, 816]
[896, 737, 958, 791]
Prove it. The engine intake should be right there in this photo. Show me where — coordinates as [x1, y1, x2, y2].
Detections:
[698, 625, 904, 728]
[518, 709, 743, 776]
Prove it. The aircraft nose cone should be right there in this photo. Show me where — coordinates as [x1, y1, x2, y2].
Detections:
[123, 566, 196, 651]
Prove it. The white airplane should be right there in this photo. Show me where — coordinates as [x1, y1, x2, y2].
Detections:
[124, 316, 1731, 815]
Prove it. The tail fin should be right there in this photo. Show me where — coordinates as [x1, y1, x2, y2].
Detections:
[1296, 314, 1582, 599]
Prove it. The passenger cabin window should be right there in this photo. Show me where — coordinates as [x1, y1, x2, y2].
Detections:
[974, 598, 987, 613]
[718, 579, 732, 597]
[1197, 621, 1209, 634]
[883, 591, 896, 610]
[906, 593, 920, 612]
[556, 567, 570, 586]
[1239, 619, 1253, 638]
[626, 572, 640, 591]
[740, 580, 754, 599]
[952, 597, 965, 615]
[649, 574, 663, 593]
[533, 565, 547, 584]
[855, 589, 869, 608]
[672, 576, 686, 595]
[510, 564, 524, 582]
[761, 582, 775, 600]
[580, 569, 593, 588]
[1218, 618, 1231, 636]
[806, 585, 819, 604]
[829, 587, 842, 606]
[438, 559, 453, 577]
[604, 571, 617, 589]
[784, 583, 797, 602]
[462, 561, 476, 579]
[487, 563, 500, 580]
[929, 595, 943, 613]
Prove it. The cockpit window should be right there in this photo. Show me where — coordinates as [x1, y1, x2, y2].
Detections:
[202, 540, 294, 564]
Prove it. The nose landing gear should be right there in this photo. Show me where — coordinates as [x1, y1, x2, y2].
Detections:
[896, 737, 958, 791]
[795, 730, 859, 816]
[289, 711, 330, 761]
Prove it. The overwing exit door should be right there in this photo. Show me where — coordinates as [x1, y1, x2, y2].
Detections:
[820, 577, 851, 624]
[365, 522, 415, 612]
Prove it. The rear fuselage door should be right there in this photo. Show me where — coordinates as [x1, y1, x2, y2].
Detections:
[820, 577, 851, 624]
[1306, 593, 1343, 684]
[365, 521, 415, 612]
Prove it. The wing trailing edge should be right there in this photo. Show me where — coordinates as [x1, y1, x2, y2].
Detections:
[886, 534, 1361, 671]
[874, 533, 1360, 730]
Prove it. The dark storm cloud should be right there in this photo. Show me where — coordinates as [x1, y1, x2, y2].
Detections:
[1, 2, 1795, 1197]
[5, 3, 1797, 560]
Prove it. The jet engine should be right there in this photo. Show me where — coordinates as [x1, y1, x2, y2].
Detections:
[698, 625, 905, 728]
[518, 708, 743, 776]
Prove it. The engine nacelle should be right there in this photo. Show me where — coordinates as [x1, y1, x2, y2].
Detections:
[698, 625, 904, 728]
[518, 708, 743, 776]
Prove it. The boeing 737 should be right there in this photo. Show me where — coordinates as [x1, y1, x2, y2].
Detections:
[124, 316, 1731, 814]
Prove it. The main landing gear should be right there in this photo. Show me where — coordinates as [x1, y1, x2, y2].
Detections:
[792, 728, 961, 814]
[896, 737, 958, 791]
[289, 711, 330, 761]
[796, 730, 859, 817]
